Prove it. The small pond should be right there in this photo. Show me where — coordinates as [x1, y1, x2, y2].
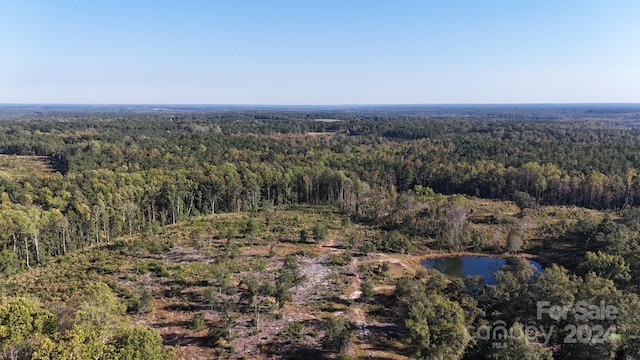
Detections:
[421, 256, 543, 285]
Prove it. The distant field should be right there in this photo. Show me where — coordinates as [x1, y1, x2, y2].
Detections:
[305, 131, 337, 136]
[314, 118, 343, 122]
[0, 154, 52, 179]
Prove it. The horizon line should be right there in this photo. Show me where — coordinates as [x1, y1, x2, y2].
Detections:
[2, 102, 640, 107]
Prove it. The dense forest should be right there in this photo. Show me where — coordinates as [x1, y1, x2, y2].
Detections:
[2, 104, 640, 359]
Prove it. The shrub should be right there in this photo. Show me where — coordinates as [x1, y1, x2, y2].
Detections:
[188, 312, 207, 332]
[312, 223, 327, 242]
[0, 249, 25, 277]
[321, 317, 351, 352]
[286, 321, 305, 339]
[139, 260, 170, 277]
[361, 280, 375, 302]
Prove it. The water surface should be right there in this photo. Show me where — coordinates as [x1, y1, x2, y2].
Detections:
[421, 256, 542, 285]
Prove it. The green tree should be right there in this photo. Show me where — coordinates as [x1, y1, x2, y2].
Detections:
[531, 264, 579, 327]
[615, 292, 640, 359]
[275, 254, 301, 308]
[312, 223, 327, 242]
[578, 251, 631, 283]
[512, 190, 538, 211]
[299, 228, 309, 243]
[488, 323, 553, 360]
[485, 259, 539, 324]
[321, 317, 351, 352]
[240, 275, 273, 329]
[405, 294, 468, 360]
[361, 280, 375, 303]
[506, 220, 527, 253]
[33, 326, 115, 360]
[0, 249, 24, 277]
[74, 282, 126, 331]
[0, 297, 56, 353]
[110, 326, 176, 360]
[393, 277, 428, 318]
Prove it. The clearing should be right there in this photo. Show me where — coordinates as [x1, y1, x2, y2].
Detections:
[0, 154, 53, 179]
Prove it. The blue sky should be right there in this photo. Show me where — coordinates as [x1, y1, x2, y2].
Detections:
[1, 1, 639, 104]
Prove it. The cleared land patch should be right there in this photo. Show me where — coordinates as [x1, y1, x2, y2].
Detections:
[0, 154, 52, 179]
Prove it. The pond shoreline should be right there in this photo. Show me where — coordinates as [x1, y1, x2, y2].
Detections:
[417, 250, 538, 262]
[421, 254, 543, 284]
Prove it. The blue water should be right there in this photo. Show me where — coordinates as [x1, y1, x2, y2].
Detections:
[421, 256, 543, 285]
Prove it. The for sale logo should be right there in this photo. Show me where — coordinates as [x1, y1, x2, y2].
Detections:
[466, 320, 555, 348]
[537, 300, 617, 345]
[537, 300, 618, 321]
[467, 301, 618, 349]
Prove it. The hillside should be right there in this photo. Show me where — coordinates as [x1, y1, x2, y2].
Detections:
[1, 199, 621, 359]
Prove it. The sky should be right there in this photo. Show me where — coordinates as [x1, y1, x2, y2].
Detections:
[1, 1, 639, 105]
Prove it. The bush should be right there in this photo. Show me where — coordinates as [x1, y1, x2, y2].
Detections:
[126, 298, 142, 314]
[299, 229, 309, 243]
[383, 231, 410, 253]
[110, 326, 176, 360]
[128, 289, 154, 314]
[207, 320, 234, 346]
[0, 297, 57, 345]
[139, 260, 170, 277]
[0, 249, 25, 277]
[360, 241, 376, 255]
[321, 317, 351, 352]
[312, 223, 327, 242]
[512, 190, 538, 210]
[327, 254, 348, 266]
[188, 312, 207, 332]
[132, 237, 174, 255]
[361, 280, 375, 302]
[244, 219, 259, 235]
[286, 321, 305, 339]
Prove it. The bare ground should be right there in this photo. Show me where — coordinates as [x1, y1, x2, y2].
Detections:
[118, 227, 524, 359]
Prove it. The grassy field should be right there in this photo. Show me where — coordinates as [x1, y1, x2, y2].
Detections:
[0, 154, 52, 179]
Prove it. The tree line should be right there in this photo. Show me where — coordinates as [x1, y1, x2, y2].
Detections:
[2, 108, 640, 271]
